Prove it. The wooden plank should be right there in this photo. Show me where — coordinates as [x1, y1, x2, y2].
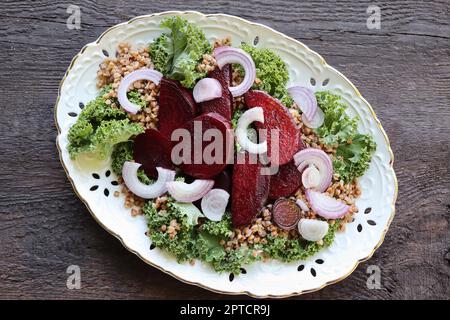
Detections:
[0, 0, 449, 299]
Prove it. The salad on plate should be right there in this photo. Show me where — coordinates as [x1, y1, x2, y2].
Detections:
[67, 16, 376, 275]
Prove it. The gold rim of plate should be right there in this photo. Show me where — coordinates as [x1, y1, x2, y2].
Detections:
[54, 11, 398, 298]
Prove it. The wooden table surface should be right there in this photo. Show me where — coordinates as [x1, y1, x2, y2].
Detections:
[0, 0, 449, 300]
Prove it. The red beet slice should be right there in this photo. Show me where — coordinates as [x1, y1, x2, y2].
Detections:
[232, 152, 271, 227]
[268, 161, 302, 200]
[133, 128, 175, 178]
[158, 78, 198, 138]
[268, 135, 305, 200]
[244, 90, 300, 166]
[213, 169, 232, 193]
[177, 112, 234, 179]
[272, 198, 301, 230]
[200, 65, 232, 120]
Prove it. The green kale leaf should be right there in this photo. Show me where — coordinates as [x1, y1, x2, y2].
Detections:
[67, 90, 144, 160]
[149, 16, 211, 88]
[262, 220, 339, 262]
[239, 43, 293, 107]
[333, 133, 376, 183]
[144, 199, 197, 262]
[314, 91, 376, 183]
[315, 91, 358, 146]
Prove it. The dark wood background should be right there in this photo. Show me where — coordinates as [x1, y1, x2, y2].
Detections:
[0, 0, 449, 300]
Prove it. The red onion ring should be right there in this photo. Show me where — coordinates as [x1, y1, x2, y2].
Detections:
[236, 107, 267, 154]
[287, 86, 318, 121]
[201, 189, 230, 221]
[298, 218, 329, 241]
[122, 162, 175, 199]
[302, 165, 321, 189]
[305, 189, 350, 219]
[296, 199, 310, 212]
[294, 148, 333, 192]
[166, 179, 214, 203]
[193, 78, 222, 103]
[302, 107, 324, 129]
[213, 46, 256, 97]
[117, 69, 163, 114]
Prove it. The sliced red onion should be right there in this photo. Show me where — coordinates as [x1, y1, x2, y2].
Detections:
[122, 162, 175, 199]
[296, 199, 310, 212]
[201, 189, 230, 221]
[294, 148, 332, 192]
[302, 165, 320, 189]
[305, 189, 350, 219]
[166, 179, 214, 203]
[287, 86, 317, 121]
[302, 107, 324, 129]
[235, 107, 267, 154]
[213, 46, 255, 97]
[117, 68, 163, 114]
[193, 78, 222, 103]
[298, 218, 329, 242]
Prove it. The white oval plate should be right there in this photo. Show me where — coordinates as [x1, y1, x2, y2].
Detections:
[55, 11, 397, 298]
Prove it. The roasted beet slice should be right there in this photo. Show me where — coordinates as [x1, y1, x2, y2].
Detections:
[268, 136, 305, 200]
[272, 198, 301, 230]
[213, 169, 232, 193]
[268, 161, 302, 200]
[158, 78, 198, 138]
[177, 112, 234, 179]
[232, 153, 271, 227]
[133, 128, 175, 178]
[244, 90, 300, 166]
[200, 65, 232, 120]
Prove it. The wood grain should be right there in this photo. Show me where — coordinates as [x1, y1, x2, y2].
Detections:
[0, 0, 449, 299]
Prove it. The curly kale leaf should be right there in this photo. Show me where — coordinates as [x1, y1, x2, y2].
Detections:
[333, 133, 376, 183]
[239, 43, 293, 107]
[143, 199, 197, 262]
[314, 91, 377, 182]
[149, 16, 211, 88]
[315, 91, 358, 146]
[262, 221, 339, 262]
[67, 91, 144, 160]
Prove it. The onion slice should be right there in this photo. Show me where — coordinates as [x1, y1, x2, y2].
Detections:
[201, 189, 230, 221]
[302, 107, 324, 129]
[305, 189, 350, 219]
[296, 199, 310, 212]
[287, 86, 318, 121]
[122, 162, 175, 199]
[193, 78, 222, 103]
[235, 107, 267, 154]
[166, 179, 214, 203]
[294, 148, 332, 192]
[213, 46, 256, 97]
[302, 165, 321, 189]
[117, 69, 163, 114]
[298, 218, 329, 242]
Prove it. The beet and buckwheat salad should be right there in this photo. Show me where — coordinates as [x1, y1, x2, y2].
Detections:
[67, 16, 376, 274]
